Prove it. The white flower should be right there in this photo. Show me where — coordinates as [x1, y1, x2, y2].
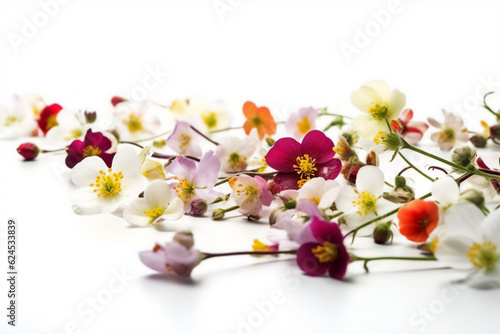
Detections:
[428, 109, 468, 151]
[123, 180, 183, 228]
[70, 145, 146, 215]
[285, 107, 317, 140]
[216, 132, 258, 172]
[431, 176, 460, 208]
[351, 80, 406, 137]
[170, 97, 231, 133]
[434, 203, 500, 289]
[114, 101, 161, 141]
[0, 95, 42, 139]
[46, 109, 88, 144]
[336, 165, 397, 234]
[297, 177, 341, 210]
[166, 120, 203, 157]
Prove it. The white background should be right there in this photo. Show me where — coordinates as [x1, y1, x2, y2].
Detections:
[1, 1, 500, 333]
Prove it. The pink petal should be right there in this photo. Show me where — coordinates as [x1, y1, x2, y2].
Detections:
[310, 217, 343, 245]
[316, 159, 342, 181]
[300, 130, 334, 164]
[407, 121, 429, 134]
[400, 108, 413, 123]
[265, 137, 301, 172]
[296, 243, 329, 276]
[273, 172, 301, 191]
[138, 249, 169, 274]
[327, 244, 349, 280]
[193, 150, 220, 188]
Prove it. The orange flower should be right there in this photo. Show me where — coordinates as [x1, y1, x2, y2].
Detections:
[243, 101, 277, 140]
[397, 199, 439, 242]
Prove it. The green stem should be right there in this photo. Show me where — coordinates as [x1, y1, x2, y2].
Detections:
[352, 255, 437, 273]
[398, 151, 435, 182]
[203, 249, 297, 259]
[129, 130, 172, 143]
[482, 91, 500, 120]
[318, 112, 352, 119]
[41, 147, 67, 153]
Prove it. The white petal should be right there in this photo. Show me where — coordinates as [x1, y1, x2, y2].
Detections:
[162, 197, 184, 221]
[387, 89, 406, 119]
[112, 144, 141, 177]
[356, 166, 385, 196]
[442, 203, 484, 238]
[71, 157, 108, 188]
[351, 85, 383, 112]
[480, 208, 500, 246]
[435, 235, 476, 270]
[432, 177, 459, 206]
[466, 268, 500, 289]
[335, 186, 357, 214]
[144, 180, 174, 207]
[123, 198, 152, 227]
[363, 80, 391, 100]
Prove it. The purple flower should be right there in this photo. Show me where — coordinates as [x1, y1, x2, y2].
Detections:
[296, 217, 349, 279]
[139, 231, 203, 277]
[66, 129, 116, 168]
[166, 120, 203, 158]
[166, 150, 222, 211]
[265, 130, 342, 191]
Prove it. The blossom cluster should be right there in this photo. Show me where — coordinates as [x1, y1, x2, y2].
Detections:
[7, 81, 500, 289]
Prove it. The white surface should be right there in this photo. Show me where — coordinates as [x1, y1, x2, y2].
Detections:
[1, 1, 500, 333]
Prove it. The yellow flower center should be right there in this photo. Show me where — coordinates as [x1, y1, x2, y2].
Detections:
[89, 168, 123, 198]
[374, 131, 387, 145]
[310, 197, 321, 206]
[202, 112, 218, 129]
[124, 113, 144, 132]
[46, 114, 59, 129]
[353, 191, 378, 216]
[312, 241, 338, 263]
[468, 242, 499, 271]
[369, 102, 389, 121]
[481, 120, 490, 137]
[144, 206, 166, 223]
[439, 127, 456, 142]
[252, 239, 273, 252]
[293, 154, 317, 188]
[297, 116, 311, 134]
[174, 178, 195, 204]
[179, 134, 191, 150]
[228, 152, 246, 169]
[3, 115, 18, 126]
[252, 116, 263, 127]
[82, 145, 102, 157]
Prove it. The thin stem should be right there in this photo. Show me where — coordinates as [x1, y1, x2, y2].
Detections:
[209, 126, 244, 134]
[482, 91, 500, 120]
[203, 249, 297, 259]
[119, 141, 200, 161]
[41, 147, 67, 153]
[215, 171, 278, 186]
[130, 130, 172, 143]
[398, 151, 435, 182]
[190, 125, 220, 146]
[352, 255, 437, 273]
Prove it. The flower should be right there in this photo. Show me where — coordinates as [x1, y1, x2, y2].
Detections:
[336, 166, 397, 235]
[265, 130, 342, 191]
[351, 80, 406, 137]
[37, 104, 63, 135]
[123, 180, 184, 227]
[396, 109, 429, 145]
[65, 129, 117, 169]
[166, 120, 203, 158]
[0, 95, 42, 139]
[397, 199, 440, 242]
[216, 131, 258, 172]
[434, 203, 500, 289]
[16, 143, 40, 160]
[46, 109, 88, 144]
[166, 151, 221, 211]
[431, 176, 460, 209]
[476, 157, 500, 195]
[139, 231, 203, 277]
[114, 101, 161, 141]
[285, 107, 318, 140]
[229, 175, 274, 217]
[243, 101, 277, 140]
[297, 177, 341, 210]
[192, 98, 231, 133]
[70, 145, 145, 214]
[428, 109, 469, 150]
[296, 217, 349, 279]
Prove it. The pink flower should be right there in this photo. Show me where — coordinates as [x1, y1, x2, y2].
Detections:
[166, 150, 221, 211]
[296, 217, 349, 279]
[66, 129, 116, 168]
[229, 175, 274, 218]
[265, 130, 342, 191]
[397, 109, 429, 145]
[285, 107, 318, 140]
[167, 120, 203, 158]
[139, 231, 203, 277]
[428, 109, 468, 150]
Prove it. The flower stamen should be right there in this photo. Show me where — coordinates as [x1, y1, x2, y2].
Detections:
[312, 241, 338, 263]
[353, 190, 378, 216]
[90, 168, 123, 198]
[468, 242, 499, 271]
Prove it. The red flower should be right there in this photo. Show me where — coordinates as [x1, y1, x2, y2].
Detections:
[395, 109, 429, 145]
[397, 199, 439, 242]
[65, 129, 116, 168]
[476, 157, 500, 194]
[265, 130, 342, 191]
[37, 104, 62, 135]
[243, 101, 277, 140]
[17, 143, 40, 160]
[296, 217, 349, 279]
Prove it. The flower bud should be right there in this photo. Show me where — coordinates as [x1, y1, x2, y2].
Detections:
[366, 150, 379, 166]
[451, 146, 477, 168]
[173, 231, 195, 249]
[383, 187, 415, 203]
[333, 135, 357, 161]
[470, 134, 487, 148]
[17, 143, 40, 160]
[489, 124, 500, 140]
[84, 111, 97, 124]
[212, 208, 225, 220]
[395, 175, 407, 188]
[111, 96, 127, 107]
[140, 159, 166, 181]
[266, 137, 275, 146]
[187, 199, 208, 216]
[373, 222, 393, 245]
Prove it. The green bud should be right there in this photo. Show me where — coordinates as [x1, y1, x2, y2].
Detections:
[470, 134, 487, 148]
[451, 146, 477, 168]
[266, 137, 275, 146]
[459, 188, 487, 213]
[373, 222, 393, 245]
[212, 209, 225, 220]
[284, 199, 297, 210]
[395, 175, 407, 188]
[383, 132, 403, 151]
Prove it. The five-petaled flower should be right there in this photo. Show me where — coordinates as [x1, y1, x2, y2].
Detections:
[428, 109, 468, 151]
[243, 101, 277, 140]
[296, 217, 350, 279]
[265, 130, 342, 191]
[285, 107, 318, 140]
[66, 129, 117, 169]
[229, 174, 274, 218]
[397, 199, 440, 242]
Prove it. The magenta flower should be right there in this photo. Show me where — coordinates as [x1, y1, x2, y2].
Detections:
[296, 217, 349, 279]
[65, 129, 116, 168]
[139, 231, 203, 277]
[265, 130, 342, 191]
